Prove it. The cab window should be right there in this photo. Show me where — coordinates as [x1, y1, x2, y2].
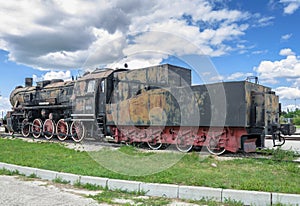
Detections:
[100, 80, 105, 93]
[86, 80, 95, 93]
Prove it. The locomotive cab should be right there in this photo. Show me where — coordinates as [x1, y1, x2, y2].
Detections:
[71, 68, 125, 139]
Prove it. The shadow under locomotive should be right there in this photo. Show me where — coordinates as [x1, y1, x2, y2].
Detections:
[5, 64, 293, 155]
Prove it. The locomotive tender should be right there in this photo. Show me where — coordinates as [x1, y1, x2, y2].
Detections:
[6, 64, 283, 155]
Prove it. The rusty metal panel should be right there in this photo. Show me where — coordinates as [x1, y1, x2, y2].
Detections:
[168, 71, 181, 86]
[117, 100, 130, 125]
[244, 81, 266, 127]
[192, 84, 212, 126]
[10, 86, 35, 106]
[167, 64, 191, 86]
[10, 80, 74, 107]
[73, 96, 94, 114]
[108, 64, 193, 126]
[128, 82, 141, 98]
[126, 68, 147, 83]
[115, 71, 126, 81]
[113, 64, 191, 87]
[118, 82, 129, 100]
[147, 65, 168, 85]
[193, 82, 247, 127]
[222, 82, 247, 127]
[264, 89, 279, 134]
[149, 91, 167, 125]
[129, 93, 149, 125]
[107, 88, 181, 126]
[106, 103, 117, 125]
[79, 69, 114, 81]
[73, 81, 87, 96]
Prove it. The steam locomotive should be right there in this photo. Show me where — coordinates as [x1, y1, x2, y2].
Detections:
[5, 64, 289, 155]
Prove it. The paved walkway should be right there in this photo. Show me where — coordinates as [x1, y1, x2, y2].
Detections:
[0, 175, 102, 206]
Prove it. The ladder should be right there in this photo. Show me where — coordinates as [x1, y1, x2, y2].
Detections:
[96, 113, 106, 138]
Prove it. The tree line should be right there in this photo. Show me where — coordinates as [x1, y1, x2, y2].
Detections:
[281, 108, 300, 125]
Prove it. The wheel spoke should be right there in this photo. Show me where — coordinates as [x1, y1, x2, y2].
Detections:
[43, 119, 55, 140]
[56, 119, 69, 141]
[32, 119, 43, 139]
[71, 121, 85, 142]
[21, 119, 30, 137]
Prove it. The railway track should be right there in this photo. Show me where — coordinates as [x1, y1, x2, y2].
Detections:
[265, 135, 300, 141]
[0, 132, 123, 151]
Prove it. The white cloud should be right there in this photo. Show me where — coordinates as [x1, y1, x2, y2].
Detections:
[257, 16, 275, 27]
[281, 33, 293, 40]
[0, 0, 272, 71]
[251, 13, 274, 27]
[254, 48, 300, 83]
[227, 72, 254, 80]
[209, 75, 224, 82]
[275, 86, 300, 99]
[252, 50, 268, 55]
[33, 70, 72, 83]
[279, 48, 295, 56]
[279, 0, 300, 14]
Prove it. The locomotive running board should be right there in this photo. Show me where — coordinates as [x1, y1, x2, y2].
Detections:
[71, 114, 94, 117]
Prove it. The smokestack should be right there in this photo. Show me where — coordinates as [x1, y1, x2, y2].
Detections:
[25, 78, 33, 87]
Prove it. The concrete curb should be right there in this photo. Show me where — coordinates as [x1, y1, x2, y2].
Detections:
[0, 162, 299, 205]
[141, 182, 179, 198]
[222, 189, 271, 205]
[178, 185, 222, 202]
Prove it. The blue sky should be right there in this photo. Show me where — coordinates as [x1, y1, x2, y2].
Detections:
[1, 0, 300, 114]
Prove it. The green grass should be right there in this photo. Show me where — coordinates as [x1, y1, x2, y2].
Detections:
[52, 176, 70, 184]
[0, 168, 20, 176]
[259, 147, 300, 161]
[89, 189, 170, 206]
[0, 138, 300, 194]
[74, 181, 105, 191]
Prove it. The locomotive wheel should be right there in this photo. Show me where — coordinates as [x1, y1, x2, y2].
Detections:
[56, 119, 69, 141]
[32, 118, 43, 139]
[21, 119, 30, 137]
[206, 137, 226, 155]
[43, 119, 55, 140]
[70, 121, 85, 142]
[147, 139, 163, 150]
[175, 136, 193, 153]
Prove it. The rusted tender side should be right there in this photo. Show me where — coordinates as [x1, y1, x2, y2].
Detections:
[107, 77, 280, 154]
